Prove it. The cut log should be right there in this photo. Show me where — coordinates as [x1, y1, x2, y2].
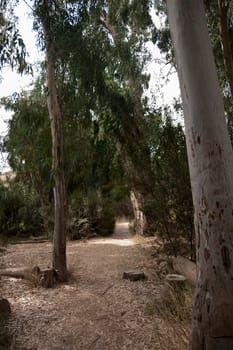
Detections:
[0, 299, 11, 315]
[171, 256, 196, 285]
[123, 271, 147, 281]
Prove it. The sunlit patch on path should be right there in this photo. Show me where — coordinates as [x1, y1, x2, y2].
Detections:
[89, 222, 135, 246]
[89, 238, 135, 246]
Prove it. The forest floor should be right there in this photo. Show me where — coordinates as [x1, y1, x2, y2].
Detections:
[0, 222, 192, 350]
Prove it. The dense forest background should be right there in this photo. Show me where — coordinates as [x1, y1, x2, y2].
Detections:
[0, 0, 232, 263]
[1, 1, 233, 349]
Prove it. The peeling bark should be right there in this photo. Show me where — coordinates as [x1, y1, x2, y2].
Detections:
[130, 190, 147, 235]
[166, 1, 233, 349]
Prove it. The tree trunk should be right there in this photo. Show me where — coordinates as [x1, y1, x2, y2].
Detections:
[47, 40, 67, 282]
[130, 190, 147, 235]
[38, 2, 67, 282]
[166, 1, 233, 349]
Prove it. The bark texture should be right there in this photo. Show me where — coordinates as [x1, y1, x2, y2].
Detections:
[37, 1, 67, 282]
[130, 190, 147, 235]
[166, 1, 233, 349]
[46, 37, 67, 282]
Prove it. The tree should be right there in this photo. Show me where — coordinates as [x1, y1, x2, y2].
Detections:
[154, 0, 233, 129]
[96, 0, 154, 234]
[145, 115, 194, 259]
[36, 0, 67, 281]
[0, 0, 27, 72]
[166, 0, 233, 349]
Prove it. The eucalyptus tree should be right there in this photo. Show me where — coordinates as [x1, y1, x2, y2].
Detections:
[93, 0, 155, 234]
[154, 0, 233, 128]
[1, 79, 52, 206]
[0, 0, 27, 72]
[33, 0, 68, 281]
[166, 0, 233, 349]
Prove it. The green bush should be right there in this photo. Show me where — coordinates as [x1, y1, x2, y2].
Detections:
[0, 181, 44, 239]
[144, 116, 195, 260]
[67, 190, 116, 239]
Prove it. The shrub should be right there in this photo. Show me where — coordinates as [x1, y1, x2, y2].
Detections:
[144, 116, 195, 260]
[0, 181, 44, 239]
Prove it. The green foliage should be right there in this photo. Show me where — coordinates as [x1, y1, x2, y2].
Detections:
[154, 0, 233, 121]
[144, 115, 195, 259]
[0, 0, 28, 72]
[1, 80, 52, 205]
[0, 181, 44, 238]
[2, 70, 126, 240]
[1, 1, 195, 262]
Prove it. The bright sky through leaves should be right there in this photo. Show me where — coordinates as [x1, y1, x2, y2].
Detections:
[0, 2, 180, 171]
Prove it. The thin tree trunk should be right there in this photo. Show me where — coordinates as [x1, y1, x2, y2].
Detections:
[38, 2, 67, 282]
[47, 40, 67, 282]
[130, 190, 147, 235]
[116, 141, 147, 235]
[166, 1, 233, 349]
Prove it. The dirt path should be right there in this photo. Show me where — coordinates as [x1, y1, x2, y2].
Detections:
[0, 223, 191, 350]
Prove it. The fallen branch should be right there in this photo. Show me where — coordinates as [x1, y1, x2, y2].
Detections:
[88, 335, 101, 349]
[10, 238, 49, 245]
[0, 266, 58, 288]
[100, 284, 114, 296]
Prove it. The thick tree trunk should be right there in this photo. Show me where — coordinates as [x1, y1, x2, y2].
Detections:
[166, 1, 233, 349]
[38, 2, 67, 282]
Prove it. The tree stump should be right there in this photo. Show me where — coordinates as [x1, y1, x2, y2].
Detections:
[123, 271, 147, 281]
[39, 268, 58, 288]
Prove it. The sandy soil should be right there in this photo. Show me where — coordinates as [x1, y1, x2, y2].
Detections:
[0, 223, 191, 350]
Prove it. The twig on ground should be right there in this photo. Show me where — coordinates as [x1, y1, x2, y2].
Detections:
[100, 284, 114, 296]
[88, 335, 101, 349]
